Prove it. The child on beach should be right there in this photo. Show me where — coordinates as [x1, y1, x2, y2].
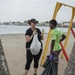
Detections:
[49, 19, 66, 75]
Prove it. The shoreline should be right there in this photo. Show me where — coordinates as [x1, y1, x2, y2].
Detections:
[0, 32, 69, 36]
[0, 24, 75, 28]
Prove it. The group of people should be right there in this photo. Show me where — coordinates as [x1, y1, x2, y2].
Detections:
[23, 19, 66, 75]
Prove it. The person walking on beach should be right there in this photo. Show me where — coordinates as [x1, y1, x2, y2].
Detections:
[24, 19, 44, 75]
[49, 19, 66, 75]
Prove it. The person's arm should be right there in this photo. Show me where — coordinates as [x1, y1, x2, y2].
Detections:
[38, 29, 44, 40]
[40, 33, 44, 40]
[50, 30, 56, 60]
[25, 30, 36, 42]
[25, 35, 34, 42]
[50, 40, 55, 54]
[59, 34, 66, 43]
[40, 29, 44, 40]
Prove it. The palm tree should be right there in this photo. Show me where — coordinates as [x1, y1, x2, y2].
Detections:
[64, 42, 75, 75]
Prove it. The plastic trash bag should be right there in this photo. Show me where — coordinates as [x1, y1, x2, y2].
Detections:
[43, 55, 50, 68]
[41, 56, 58, 75]
[30, 33, 41, 55]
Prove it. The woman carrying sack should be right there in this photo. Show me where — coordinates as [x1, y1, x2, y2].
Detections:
[24, 19, 44, 75]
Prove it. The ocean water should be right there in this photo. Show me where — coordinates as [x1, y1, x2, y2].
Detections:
[0, 25, 75, 34]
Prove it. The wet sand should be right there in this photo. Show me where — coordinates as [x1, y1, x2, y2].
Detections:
[0, 33, 74, 75]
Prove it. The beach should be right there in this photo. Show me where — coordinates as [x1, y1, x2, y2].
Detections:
[0, 33, 74, 75]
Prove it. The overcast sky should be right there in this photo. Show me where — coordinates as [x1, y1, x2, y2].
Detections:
[0, 0, 75, 22]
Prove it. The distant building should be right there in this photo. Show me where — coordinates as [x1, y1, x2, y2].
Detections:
[9, 21, 13, 25]
[12, 22, 16, 25]
[62, 22, 70, 26]
[60, 21, 75, 27]
[36, 23, 41, 26]
[16, 22, 22, 25]
[24, 21, 28, 25]
[44, 21, 49, 26]
[40, 22, 46, 26]
[3, 22, 9, 25]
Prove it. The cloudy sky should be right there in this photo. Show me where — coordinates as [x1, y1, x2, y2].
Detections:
[0, 0, 75, 22]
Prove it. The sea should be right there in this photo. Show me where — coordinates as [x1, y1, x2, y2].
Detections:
[0, 25, 75, 34]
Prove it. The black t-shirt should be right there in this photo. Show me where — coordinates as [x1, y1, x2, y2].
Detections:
[25, 28, 43, 49]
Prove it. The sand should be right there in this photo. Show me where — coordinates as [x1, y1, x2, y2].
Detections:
[0, 33, 74, 75]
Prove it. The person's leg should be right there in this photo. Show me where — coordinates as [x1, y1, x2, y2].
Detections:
[24, 50, 33, 75]
[52, 50, 61, 75]
[34, 68, 37, 75]
[33, 49, 42, 75]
